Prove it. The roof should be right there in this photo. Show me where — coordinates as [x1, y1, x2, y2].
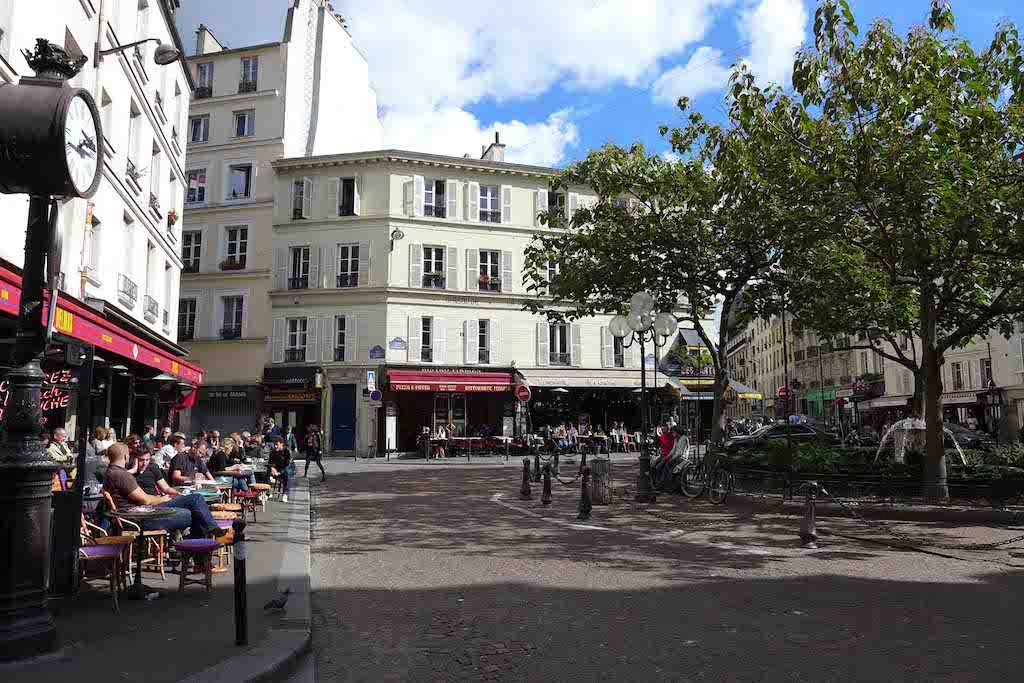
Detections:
[272, 149, 562, 178]
[186, 41, 282, 61]
[676, 329, 708, 348]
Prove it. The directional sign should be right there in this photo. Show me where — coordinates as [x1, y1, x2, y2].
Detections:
[366, 370, 377, 393]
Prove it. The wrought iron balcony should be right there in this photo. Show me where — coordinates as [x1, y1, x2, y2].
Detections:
[425, 205, 447, 218]
[220, 325, 242, 340]
[613, 353, 625, 368]
[549, 352, 571, 366]
[178, 326, 194, 341]
[422, 274, 446, 289]
[149, 192, 161, 213]
[478, 348, 490, 364]
[479, 210, 501, 223]
[182, 262, 200, 274]
[284, 348, 306, 362]
[143, 295, 159, 322]
[336, 273, 358, 288]
[288, 276, 309, 290]
[421, 347, 433, 363]
[292, 207, 305, 220]
[117, 274, 138, 307]
[478, 277, 501, 292]
[238, 79, 258, 93]
[195, 85, 213, 98]
[334, 347, 346, 361]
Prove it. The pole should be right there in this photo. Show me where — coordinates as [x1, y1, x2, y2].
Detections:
[232, 519, 248, 646]
[639, 332, 648, 448]
[781, 301, 791, 451]
[817, 337, 825, 424]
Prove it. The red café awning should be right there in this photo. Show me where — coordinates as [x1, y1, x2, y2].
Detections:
[0, 266, 204, 385]
[387, 370, 513, 393]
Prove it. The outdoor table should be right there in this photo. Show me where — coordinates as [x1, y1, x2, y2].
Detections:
[106, 505, 177, 600]
[449, 437, 482, 459]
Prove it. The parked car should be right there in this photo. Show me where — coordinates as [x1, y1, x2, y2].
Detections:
[723, 424, 839, 451]
[943, 422, 996, 452]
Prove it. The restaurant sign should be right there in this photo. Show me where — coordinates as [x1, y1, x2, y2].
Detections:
[0, 369, 73, 421]
[390, 382, 512, 393]
[265, 388, 320, 403]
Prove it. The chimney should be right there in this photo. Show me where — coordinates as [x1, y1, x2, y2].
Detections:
[480, 131, 506, 162]
[195, 24, 226, 55]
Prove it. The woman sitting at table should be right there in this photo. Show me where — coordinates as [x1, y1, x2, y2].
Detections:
[433, 425, 447, 458]
[208, 437, 253, 491]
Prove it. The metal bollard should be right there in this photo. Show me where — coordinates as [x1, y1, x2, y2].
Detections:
[520, 458, 533, 500]
[232, 518, 248, 646]
[533, 452, 542, 483]
[799, 482, 818, 549]
[554, 451, 559, 475]
[578, 451, 588, 474]
[634, 453, 657, 504]
[541, 464, 553, 505]
[577, 467, 593, 520]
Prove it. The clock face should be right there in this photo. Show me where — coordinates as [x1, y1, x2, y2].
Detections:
[64, 93, 100, 197]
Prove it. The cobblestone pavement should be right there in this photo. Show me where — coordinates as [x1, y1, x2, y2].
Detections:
[308, 458, 1024, 681]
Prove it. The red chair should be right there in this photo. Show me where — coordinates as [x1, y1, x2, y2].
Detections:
[234, 490, 261, 522]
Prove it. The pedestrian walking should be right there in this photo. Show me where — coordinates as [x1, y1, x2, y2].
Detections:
[304, 424, 326, 481]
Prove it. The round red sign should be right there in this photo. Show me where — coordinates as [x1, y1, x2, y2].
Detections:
[515, 384, 532, 403]
[778, 386, 792, 400]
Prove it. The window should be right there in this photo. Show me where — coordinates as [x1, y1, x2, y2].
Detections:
[233, 110, 255, 137]
[337, 244, 359, 287]
[612, 198, 629, 209]
[549, 323, 569, 366]
[547, 260, 561, 291]
[899, 333, 909, 350]
[478, 320, 490, 364]
[240, 56, 258, 90]
[178, 298, 197, 341]
[423, 179, 446, 218]
[149, 146, 161, 206]
[227, 163, 253, 199]
[181, 231, 202, 273]
[479, 185, 500, 223]
[189, 115, 209, 143]
[334, 316, 347, 361]
[127, 103, 141, 173]
[549, 192, 566, 214]
[186, 169, 207, 204]
[952, 362, 964, 390]
[285, 318, 307, 361]
[421, 317, 433, 363]
[223, 226, 248, 268]
[339, 178, 356, 216]
[982, 358, 993, 386]
[478, 249, 500, 292]
[289, 246, 310, 289]
[422, 246, 445, 288]
[197, 62, 213, 87]
[613, 336, 625, 368]
[221, 296, 243, 339]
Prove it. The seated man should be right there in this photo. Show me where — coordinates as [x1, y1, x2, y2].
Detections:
[103, 442, 226, 537]
[130, 446, 181, 497]
[47, 427, 74, 464]
[168, 436, 214, 486]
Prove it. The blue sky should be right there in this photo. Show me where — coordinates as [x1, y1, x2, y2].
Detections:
[176, 1, 1023, 167]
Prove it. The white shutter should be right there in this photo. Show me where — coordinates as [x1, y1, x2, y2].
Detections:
[445, 179, 458, 219]
[344, 314, 357, 362]
[942, 363, 951, 392]
[276, 178, 291, 222]
[501, 185, 512, 224]
[358, 241, 370, 287]
[501, 250, 513, 293]
[969, 359, 979, 390]
[466, 248, 479, 291]
[446, 246, 458, 291]
[352, 176, 361, 216]
[321, 245, 336, 288]
[272, 318, 285, 363]
[433, 318, 447, 364]
[321, 315, 334, 362]
[567, 192, 579, 224]
[302, 177, 313, 218]
[490, 319, 502, 365]
[535, 189, 548, 226]
[536, 322, 550, 367]
[306, 317, 319, 362]
[465, 181, 480, 222]
[403, 180, 414, 217]
[409, 243, 423, 288]
[308, 245, 320, 288]
[464, 319, 479, 365]
[408, 316, 422, 363]
[1014, 337, 1024, 376]
[413, 175, 425, 217]
[272, 248, 287, 290]
[601, 327, 613, 368]
[571, 323, 582, 367]
[327, 178, 339, 217]
[627, 339, 641, 368]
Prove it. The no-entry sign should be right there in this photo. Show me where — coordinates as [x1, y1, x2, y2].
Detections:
[515, 384, 532, 403]
[778, 386, 792, 401]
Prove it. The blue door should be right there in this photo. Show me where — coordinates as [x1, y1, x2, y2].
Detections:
[331, 384, 357, 451]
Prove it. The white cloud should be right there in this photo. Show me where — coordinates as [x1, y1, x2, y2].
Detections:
[661, 150, 681, 162]
[651, 46, 732, 105]
[737, 0, 808, 87]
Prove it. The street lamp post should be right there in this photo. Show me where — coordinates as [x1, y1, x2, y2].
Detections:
[610, 292, 677, 504]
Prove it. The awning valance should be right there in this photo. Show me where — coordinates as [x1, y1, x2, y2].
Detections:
[388, 370, 514, 392]
[518, 369, 678, 390]
[861, 396, 909, 409]
[263, 365, 320, 387]
[726, 380, 762, 399]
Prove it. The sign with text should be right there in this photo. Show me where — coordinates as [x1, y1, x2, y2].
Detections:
[366, 370, 377, 392]
[369, 345, 385, 360]
[388, 337, 408, 351]
[391, 382, 512, 393]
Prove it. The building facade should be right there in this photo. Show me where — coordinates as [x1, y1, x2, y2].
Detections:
[178, 0, 383, 433]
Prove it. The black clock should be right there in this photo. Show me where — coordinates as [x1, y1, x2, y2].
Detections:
[0, 79, 104, 199]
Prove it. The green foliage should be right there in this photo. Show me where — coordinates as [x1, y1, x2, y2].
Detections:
[979, 443, 1024, 468]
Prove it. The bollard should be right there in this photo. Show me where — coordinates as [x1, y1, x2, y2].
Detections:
[232, 518, 248, 646]
[634, 453, 657, 504]
[578, 451, 588, 475]
[533, 452, 542, 483]
[799, 481, 818, 549]
[577, 467, 593, 520]
[520, 458, 533, 500]
[553, 451, 559, 475]
[541, 464, 553, 505]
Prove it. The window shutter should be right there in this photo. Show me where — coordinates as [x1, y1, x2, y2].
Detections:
[409, 243, 423, 288]
[321, 315, 334, 362]
[464, 319, 479, 365]
[445, 179, 458, 219]
[1014, 337, 1024, 376]
[352, 175, 361, 216]
[403, 180, 414, 217]
[942, 363, 951, 392]
[272, 248, 287, 290]
[413, 175, 425, 217]
[327, 178, 339, 217]
[344, 314, 357, 362]
[407, 316, 422, 363]
[501, 250, 513, 293]
[465, 181, 480, 222]
[272, 318, 285, 363]
[601, 327, 613, 368]
[308, 245, 320, 288]
[535, 189, 548, 226]
[466, 248, 479, 291]
[536, 322, 550, 367]
[302, 177, 313, 218]
[358, 241, 370, 287]
[967, 359, 978, 390]
[306, 317, 319, 363]
[567, 192, 579, 223]
[490, 319, 502, 365]
[501, 185, 512, 224]
[571, 323, 583, 367]
[276, 178, 290, 222]
[433, 317, 447, 364]
[446, 246, 458, 291]
[321, 245, 336, 289]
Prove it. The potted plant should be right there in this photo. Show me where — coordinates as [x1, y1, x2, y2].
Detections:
[219, 258, 246, 271]
[167, 209, 178, 226]
[429, 270, 445, 287]
[478, 274, 490, 286]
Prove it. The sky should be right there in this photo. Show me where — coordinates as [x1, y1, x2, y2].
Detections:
[175, 0, 1023, 169]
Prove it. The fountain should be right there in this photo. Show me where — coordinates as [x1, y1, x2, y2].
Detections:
[874, 417, 968, 465]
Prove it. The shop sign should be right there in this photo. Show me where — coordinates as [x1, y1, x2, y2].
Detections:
[385, 402, 398, 416]
[0, 369, 73, 421]
[369, 345, 385, 360]
[265, 389, 320, 403]
[205, 390, 249, 399]
[836, 388, 854, 398]
[391, 382, 512, 392]
[388, 337, 408, 351]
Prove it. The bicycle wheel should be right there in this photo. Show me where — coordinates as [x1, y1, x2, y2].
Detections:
[681, 463, 707, 498]
[707, 468, 733, 504]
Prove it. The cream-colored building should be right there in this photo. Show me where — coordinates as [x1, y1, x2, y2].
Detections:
[178, 0, 383, 432]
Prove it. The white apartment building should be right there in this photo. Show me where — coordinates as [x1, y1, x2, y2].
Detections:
[178, 0, 383, 433]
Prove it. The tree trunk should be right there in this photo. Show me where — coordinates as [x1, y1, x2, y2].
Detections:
[920, 292, 948, 499]
[910, 369, 924, 416]
[710, 365, 724, 445]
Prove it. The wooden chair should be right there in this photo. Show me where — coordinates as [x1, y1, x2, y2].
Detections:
[102, 491, 168, 580]
[173, 538, 222, 592]
[210, 511, 237, 571]
[250, 483, 272, 512]
[79, 516, 132, 613]
[622, 434, 637, 453]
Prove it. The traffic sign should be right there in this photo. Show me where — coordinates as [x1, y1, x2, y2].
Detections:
[778, 386, 792, 401]
[369, 400, 383, 409]
[515, 384, 532, 403]
[366, 370, 377, 392]
[369, 389, 382, 402]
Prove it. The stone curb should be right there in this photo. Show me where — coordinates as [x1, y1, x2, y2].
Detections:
[179, 476, 312, 683]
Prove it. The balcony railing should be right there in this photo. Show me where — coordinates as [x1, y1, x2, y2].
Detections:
[182, 262, 200, 274]
[179, 326, 195, 341]
[550, 352, 571, 366]
[422, 274, 446, 289]
[479, 210, 501, 223]
[613, 353, 625, 368]
[149, 192, 161, 213]
[117, 274, 138, 308]
[478, 348, 490, 364]
[288, 276, 309, 290]
[195, 85, 213, 98]
[477, 277, 501, 292]
[143, 295, 159, 322]
[336, 273, 358, 288]
[292, 207, 305, 220]
[220, 325, 242, 340]
[126, 158, 142, 185]
[238, 79, 258, 93]
[284, 348, 306, 362]
[421, 347, 433, 363]
[334, 347, 346, 361]
[425, 205, 447, 218]
[219, 257, 247, 271]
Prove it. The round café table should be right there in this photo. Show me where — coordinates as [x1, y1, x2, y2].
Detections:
[106, 505, 177, 600]
[213, 470, 255, 501]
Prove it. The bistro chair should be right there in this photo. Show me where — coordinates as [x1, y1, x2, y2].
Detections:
[173, 538, 222, 592]
[79, 516, 133, 613]
[102, 491, 168, 580]
[622, 434, 637, 453]
[234, 490, 261, 522]
[250, 482, 272, 512]
[211, 511, 237, 571]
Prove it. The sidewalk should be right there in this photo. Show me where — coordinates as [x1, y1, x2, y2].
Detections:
[3, 477, 311, 683]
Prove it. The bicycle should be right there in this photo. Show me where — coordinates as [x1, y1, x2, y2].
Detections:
[680, 449, 733, 504]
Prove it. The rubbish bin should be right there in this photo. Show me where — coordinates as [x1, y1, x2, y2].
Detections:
[590, 457, 611, 505]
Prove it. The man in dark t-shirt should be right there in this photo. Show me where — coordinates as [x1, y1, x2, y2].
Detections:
[129, 448, 180, 497]
[168, 437, 213, 485]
